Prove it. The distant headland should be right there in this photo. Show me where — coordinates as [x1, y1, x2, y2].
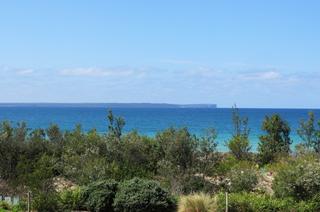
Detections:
[0, 103, 217, 108]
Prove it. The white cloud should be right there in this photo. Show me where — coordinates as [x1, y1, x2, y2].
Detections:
[239, 71, 281, 81]
[186, 67, 283, 82]
[16, 69, 35, 75]
[60, 67, 136, 77]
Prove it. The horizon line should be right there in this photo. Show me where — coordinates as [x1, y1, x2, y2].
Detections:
[0, 102, 318, 110]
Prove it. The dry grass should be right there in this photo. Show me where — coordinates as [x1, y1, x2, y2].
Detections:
[178, 193, 216, 212]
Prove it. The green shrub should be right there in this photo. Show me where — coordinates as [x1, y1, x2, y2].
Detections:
[228, 167, 258, 193]
[59, 187, 85, 211]
[178, 193, 216, 212]
[216, 192, 315, 212]
[82, 180, 118, 212]
[258, 114, 292, 165]
[273, 160, 320, 201]
[113, 178, 176, 212]
[181, 175, 217, 194]
[32, 191, 61, 212]
[227, 135, 251, 160]
[306, 193, 320, 211]
[216, 155, 256, 176]
[11, 203, 26, 212]
[0, 201, 11, 210]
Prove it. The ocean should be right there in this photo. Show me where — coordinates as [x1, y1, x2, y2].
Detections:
[0, 106, 319, 151]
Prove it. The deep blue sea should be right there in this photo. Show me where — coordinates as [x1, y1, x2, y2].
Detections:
[0, 107, 319, 151]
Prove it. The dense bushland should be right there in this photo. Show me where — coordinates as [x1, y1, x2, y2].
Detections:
[1, 108, 320, 211]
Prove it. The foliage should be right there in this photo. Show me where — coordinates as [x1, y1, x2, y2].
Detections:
[46, 124, 64, 162]
[273, 159, 320, 201]
[216, 192, 317, 212]
[195, 128, 220, 177]
[0, 201, 27, 212]
[82, 180, 118, 212]
[231, 105, 250, 138]
[227, 135, 251, 161]
[227, 105, 251, 160]
[32, 191, 61, 212]
[113, 178, 176, 212]
[156, 128, 197, 173]
[215, 155, 256, 177]
[297, 112, 320, 153]
[18, 154, 56, 192]
[155, 128, 198, 194]
[181, 175, 217, 194]
[178, 193, 216, 212]
[59, 187, 85, 211]
[62, 126, 111, 184]
[2, 109, 320, 210]
[107, 110, 125, 139]
[307, 194, 320, 211]
[215, 154, 238, 176]
[0, 121, 26, 180]
[258, 114, 292, 164]
[0, 201, 11, 210]
[228, 166, 258, 193]
[114, 131, 160, 179]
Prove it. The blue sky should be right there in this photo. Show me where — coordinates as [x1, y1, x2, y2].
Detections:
[0, 0, 319, 108]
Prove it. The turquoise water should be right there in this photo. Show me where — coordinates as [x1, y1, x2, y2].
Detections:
[0, 107, 319, 151]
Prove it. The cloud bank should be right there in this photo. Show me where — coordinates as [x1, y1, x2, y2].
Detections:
[0, 64, 318, 108]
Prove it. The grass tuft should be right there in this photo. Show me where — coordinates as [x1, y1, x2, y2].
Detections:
[178, 193, 216, 212]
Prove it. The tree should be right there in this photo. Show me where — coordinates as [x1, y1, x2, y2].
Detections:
[156, 128, 197, 174]
[297, 112, 320, 153]
[227, 105, 251, 160]
[27, 128, 50, 161]
[258, 114, 292, 164]
[107, 110, 125, 140]
[119, 132, 160, 178]
[47, 124, 64, 153]
[27, 155, 60, 212]
[29, 128, 46, 143]
[0, 121, 23, 180]
[13, 122, 28, 143]
[156, 128, 197, 193]
[62, 125, 112, 184]
[24, 154, 55, 192]
[196, 128, 220, 177]
[231, 105, 250, 138]
[46, 124, 64, 144]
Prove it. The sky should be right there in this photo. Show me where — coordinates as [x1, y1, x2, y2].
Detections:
[0, 0, 319, 108]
